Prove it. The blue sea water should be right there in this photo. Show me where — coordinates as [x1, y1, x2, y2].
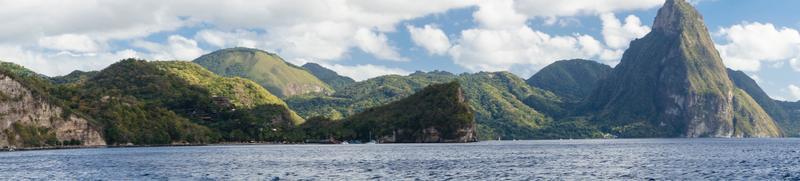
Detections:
[1, 139, 799, 180]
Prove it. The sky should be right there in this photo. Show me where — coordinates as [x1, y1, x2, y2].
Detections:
[1, 0, 800, 101]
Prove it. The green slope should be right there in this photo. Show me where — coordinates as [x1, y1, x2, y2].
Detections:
[287, 70, 563, 140]
[344, 82, 477, 143]
[194, 47, 332, 97]
[302, 63, 355, 91]
[63, 59, 304, 144]
[727, 69, 800, 136]
[527, 59, 612, 103]
[50, 70, 98, 85]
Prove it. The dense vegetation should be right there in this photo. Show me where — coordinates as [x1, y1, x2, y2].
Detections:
[527, 59, 611, 103]
[287, 69, 569, 140]
[728, 69, 800, 136]
[302, 63, 355, 91]
[55, 59, 305, 145]
[194, 47, 332, 97]
[344, 82, 476, 142]
[3, 0, 796, 144]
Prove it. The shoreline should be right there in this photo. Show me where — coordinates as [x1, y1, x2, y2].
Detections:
[2, 137, 796, 152]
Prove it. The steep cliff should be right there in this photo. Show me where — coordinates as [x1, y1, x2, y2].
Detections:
[0, 62, 105, 148]
[584, 0, 781, 137]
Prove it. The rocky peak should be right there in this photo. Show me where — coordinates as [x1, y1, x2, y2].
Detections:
[653, 0, 703, 34]
[584, 0, 780, 137]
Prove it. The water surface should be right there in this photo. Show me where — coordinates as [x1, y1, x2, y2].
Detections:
[1, 139, 799, 180]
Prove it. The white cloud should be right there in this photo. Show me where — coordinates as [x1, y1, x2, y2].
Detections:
[0, 0, 476, 75]
[473, 0, 527, 29]
[37, 34, 101, 53]
[788, 84, 800, 101]
[791, 58, 800, 72]
[514, 0, 664, 17]
[354, 28, 407, 61]
[0, 45, 139, 75]
[132, 35, 204, 60]
[600, 13, 650, 49]
[194, 30, 259, 49]
[407, 24, 451, 55]
[321, 63, 411, 81]
[447, 0, 650, 77]
[715, 22, 800, 72]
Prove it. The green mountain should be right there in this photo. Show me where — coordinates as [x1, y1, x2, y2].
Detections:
[583, 0, 781, 138]
[194, 47, 333, 97]
[727, 69, 800, 136]
[62, 59, 304, 145]
[344, 82, 477, 143]
[287, 70, 563, 140]
[50, 70, 98, 85]
[1, 61, 106, 148]
[778, 101, 800, 136]
[527, 59, 611, 103]
[302, 63, 355, 91]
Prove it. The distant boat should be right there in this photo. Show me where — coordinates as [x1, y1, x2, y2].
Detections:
[340, 141, 349, 145]
[366, 140, 377, 144]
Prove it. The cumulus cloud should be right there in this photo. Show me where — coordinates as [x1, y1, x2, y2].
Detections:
[514, 0, 664, 18]
[791, 58, 800, 72]
[132, 35, 204, 60]
[194, 29, 259, 49]
[789, 85, 800, 101]
[407, 25, 451, 55]
[0, 45, 139, 75]
[600, 13, 650, 49]
[0, 0, 476, 76]
[447, 0, 650, 77]
[320, 63, 412, 81]
[715, 22, 800, 72]
[354, 28, 407, 61]
[38, 34, 101, 53]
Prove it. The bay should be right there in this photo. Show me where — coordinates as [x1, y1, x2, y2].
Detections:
[1, 139, 799, 180]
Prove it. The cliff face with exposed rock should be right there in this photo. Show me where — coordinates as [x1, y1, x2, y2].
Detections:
[583, 0, 781, 138]
[0, 74, 105, 148]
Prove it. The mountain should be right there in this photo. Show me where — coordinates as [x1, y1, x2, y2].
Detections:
[287, 70, 563, 140]
[63, 59, 304, 145]
[302, 63, 355, 91]
[50, 70, 98, 85]
[344, 82, 477, 143]
[778, 101, 800, 136]
[583, 0, 781, 137]
[194, 47, 333, 97]
[527, 59, 612, 103]
[727, 69, 800, 136]
[1, 62, 105, 148]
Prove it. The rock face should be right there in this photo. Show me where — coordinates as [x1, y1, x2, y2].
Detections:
[0, 74, 105, 148]
[194, 47, 333, 97]
[345, 82, 477, 143]
[584, 0, 781, 137]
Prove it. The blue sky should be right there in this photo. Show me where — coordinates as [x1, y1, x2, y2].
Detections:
[1, 0, 799, 101]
